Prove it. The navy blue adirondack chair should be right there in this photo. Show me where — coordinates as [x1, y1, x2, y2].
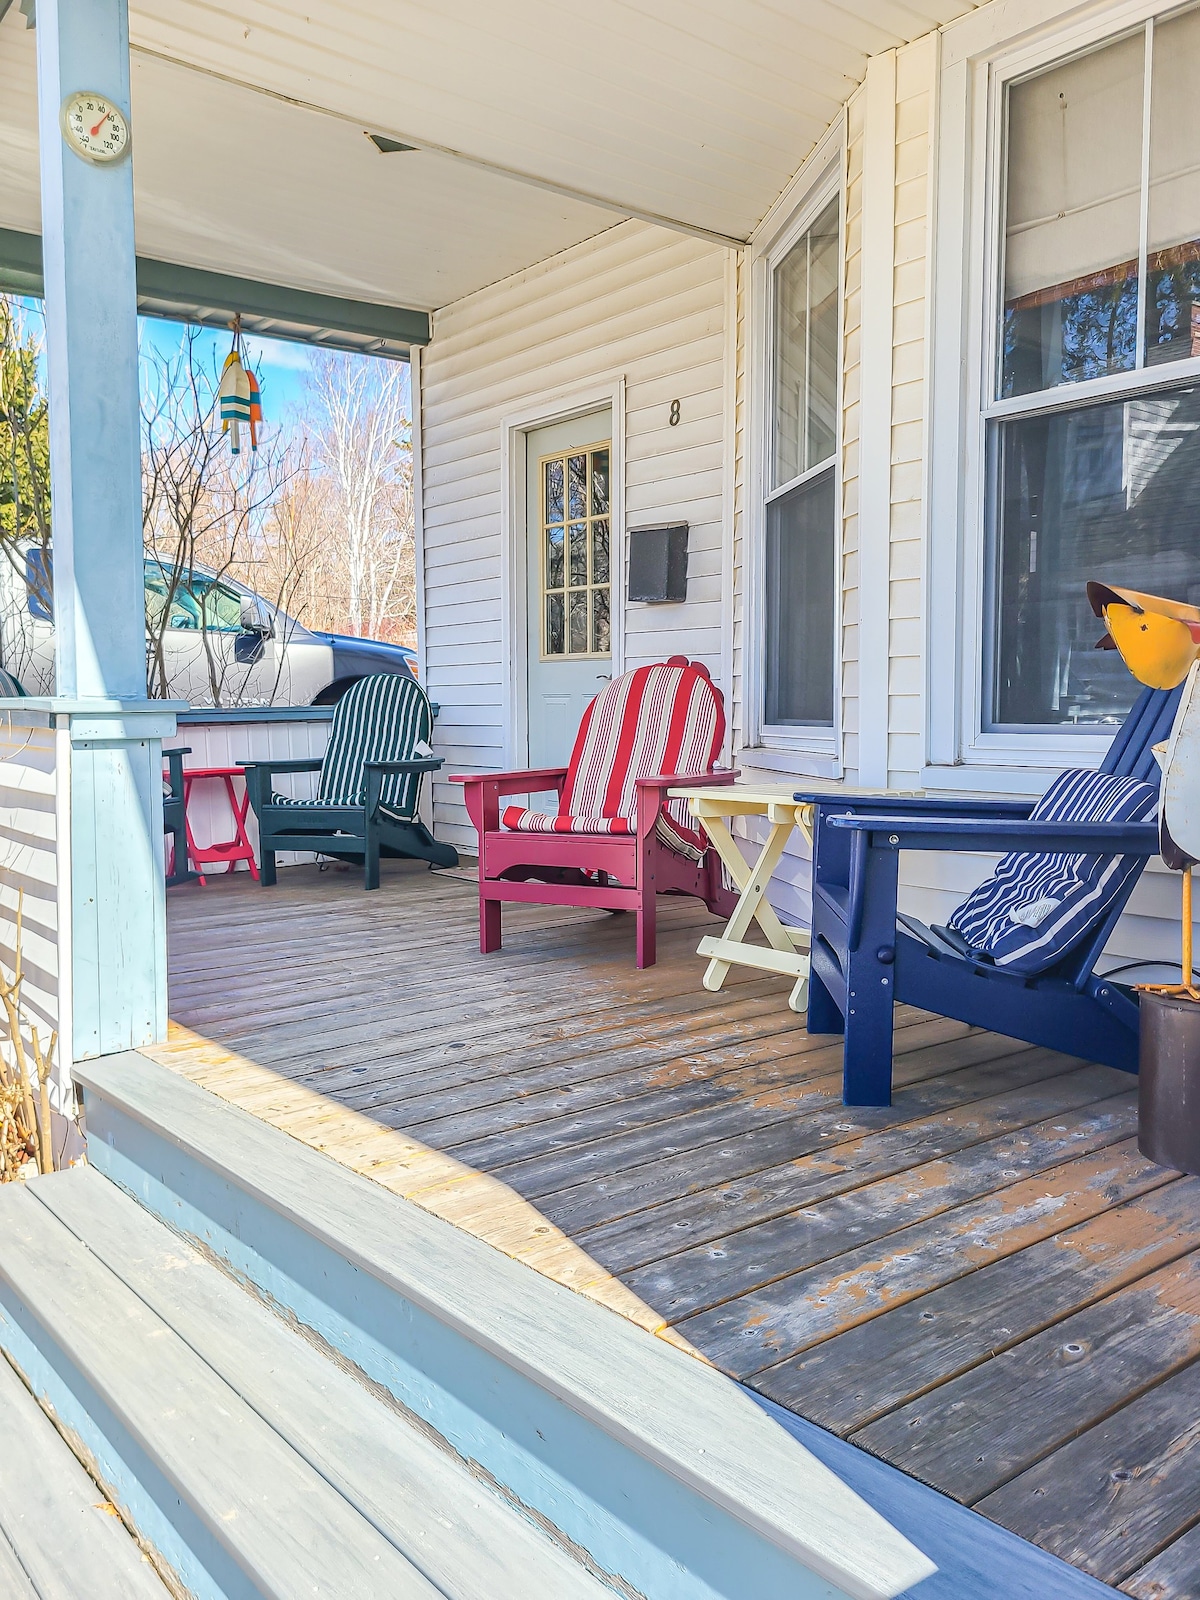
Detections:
[800, 685, 1181, 1106]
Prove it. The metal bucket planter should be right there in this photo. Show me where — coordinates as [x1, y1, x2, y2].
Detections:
[1139, 990, 1200, 1173]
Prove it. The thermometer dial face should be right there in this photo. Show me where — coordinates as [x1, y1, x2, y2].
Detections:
[61, 92, 130, 164]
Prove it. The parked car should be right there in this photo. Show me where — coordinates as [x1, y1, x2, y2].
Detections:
[0, 544, 417, 706]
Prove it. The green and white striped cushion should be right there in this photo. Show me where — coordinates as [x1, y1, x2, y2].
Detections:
[272, 674, 432, 821]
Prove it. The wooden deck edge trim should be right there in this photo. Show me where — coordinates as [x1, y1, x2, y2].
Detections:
[746, 1391, 1122, 1600]
[76, 1051, 936, 1600]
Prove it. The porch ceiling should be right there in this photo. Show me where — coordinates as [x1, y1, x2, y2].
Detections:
[2, 0, 982, 314]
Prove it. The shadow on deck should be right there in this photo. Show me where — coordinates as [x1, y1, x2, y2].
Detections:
[154, 862, 1200, 1599]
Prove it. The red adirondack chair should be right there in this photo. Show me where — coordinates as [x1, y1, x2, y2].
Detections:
[453, 657, 739, 967]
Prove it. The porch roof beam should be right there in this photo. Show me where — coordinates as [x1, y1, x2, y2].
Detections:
[0, 225, 430, 357]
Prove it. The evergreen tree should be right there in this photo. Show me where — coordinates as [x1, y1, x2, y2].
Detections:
[0, 296, 51, 557]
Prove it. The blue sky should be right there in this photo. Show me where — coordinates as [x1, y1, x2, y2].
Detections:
[137, 317, 321, 420]
[16, 296, 407, 428]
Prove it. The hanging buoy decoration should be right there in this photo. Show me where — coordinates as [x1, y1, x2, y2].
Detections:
[247, 366, 262, 452]
[217, 316, 261, 455]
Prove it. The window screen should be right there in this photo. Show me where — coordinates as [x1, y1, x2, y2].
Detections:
[765, 468, 836, 726]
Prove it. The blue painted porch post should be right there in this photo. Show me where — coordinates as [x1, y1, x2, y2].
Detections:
[35, 0, 175, 1061]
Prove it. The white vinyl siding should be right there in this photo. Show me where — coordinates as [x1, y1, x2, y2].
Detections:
[840, 87, 865, 786]
[0, 721, 65, 1112]
[420, 219, 729, 847]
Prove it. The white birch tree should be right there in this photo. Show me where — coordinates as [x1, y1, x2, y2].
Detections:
[306, 352, 414, 642]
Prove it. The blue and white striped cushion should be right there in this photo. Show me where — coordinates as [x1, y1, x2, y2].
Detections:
[947, 768, 1159, 976]
[272, 673, 432, 822]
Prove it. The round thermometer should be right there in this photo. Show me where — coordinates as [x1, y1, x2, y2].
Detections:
[60, 92, 130, 164]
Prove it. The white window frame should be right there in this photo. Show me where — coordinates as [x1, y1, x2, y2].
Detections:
[927, 0, 1200, 792]
[741, 124, 845, 777]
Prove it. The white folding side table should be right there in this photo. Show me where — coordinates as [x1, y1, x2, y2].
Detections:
[669, 782, 815, 1012]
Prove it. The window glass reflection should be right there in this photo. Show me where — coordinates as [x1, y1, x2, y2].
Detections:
[1146, 8, 1200, 367]
[773, 196, 839, 487]
[1001, 33, 1143, 397]
[991, 388, 1200, 726]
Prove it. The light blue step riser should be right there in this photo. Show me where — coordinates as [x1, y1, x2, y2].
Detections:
[85, 1094, 853, 1600]
[0, 1291, 257, 1600]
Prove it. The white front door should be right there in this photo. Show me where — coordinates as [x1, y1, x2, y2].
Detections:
[526, 411, 613, 770]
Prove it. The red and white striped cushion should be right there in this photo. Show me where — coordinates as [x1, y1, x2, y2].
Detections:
[502, 658, 724, 862]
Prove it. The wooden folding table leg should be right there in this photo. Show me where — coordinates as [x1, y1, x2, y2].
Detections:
[698, 816, 797, 992]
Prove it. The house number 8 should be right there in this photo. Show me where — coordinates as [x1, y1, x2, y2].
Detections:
[669, 399, 681, 426]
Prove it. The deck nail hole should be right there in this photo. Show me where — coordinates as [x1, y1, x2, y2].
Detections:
[1111, 1469, 1132, 1484]
[920, 1311, 935, 1321]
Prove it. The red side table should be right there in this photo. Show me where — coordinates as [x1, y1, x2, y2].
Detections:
[170, 764, 260, 885]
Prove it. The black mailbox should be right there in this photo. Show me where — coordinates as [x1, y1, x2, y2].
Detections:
[628, 523, 689, 603]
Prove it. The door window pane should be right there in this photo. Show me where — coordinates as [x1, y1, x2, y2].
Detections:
[990, 388, 1200, 727]
[568, 523, 587, 587]
[592, 588, 610, 654]
[539, 442, 611, 657]
[591, 450, 609, 515]
[569, 591, 587, 654]
[546, 525, 564, 589]
[546, 593, 565, 655]
[544, 459, 564, 522]
[764, 467, 836, 726]
[1147, 8, 1200, 366]
[1001, 33, 1144, 398]
[592, 518, 610, 585]
[773, 196, 839, 488]
[567, 455, 587, 519]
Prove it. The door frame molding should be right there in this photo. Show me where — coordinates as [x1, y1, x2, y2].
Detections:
[499, 376, 625, 767]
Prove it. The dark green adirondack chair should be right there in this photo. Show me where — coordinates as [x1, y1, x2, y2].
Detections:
[163, 746, 198, 888]
[243, 674, 458, 889]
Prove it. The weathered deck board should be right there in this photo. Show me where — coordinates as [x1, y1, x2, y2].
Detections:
[161, 865, 1200, 1594]
[1125, 1519, 1200, 1599]
[977, 1359, 1200, 1585]
[764, 1178, 1200, 1430]
[855, 1247, 1200, 1503]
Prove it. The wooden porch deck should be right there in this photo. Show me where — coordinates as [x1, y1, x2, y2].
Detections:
[154, 864, 1200, 1599]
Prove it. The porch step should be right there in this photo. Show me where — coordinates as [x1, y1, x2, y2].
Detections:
[74, 1048, 935, 1600]
[0, 1167, 619, 1600]
[0, 1334, 170, 1599]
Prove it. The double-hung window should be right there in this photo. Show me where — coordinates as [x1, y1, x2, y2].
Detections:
[986, 7, 1200, 734]
[761, 191, 840, 739]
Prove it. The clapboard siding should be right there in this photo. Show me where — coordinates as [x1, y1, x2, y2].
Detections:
[420, 218, 730, 846]
[730, 251, 748, 756]
[0, 722, 63, 1111]
[840, 86, 866, 787]
[173, 718, 333, 869]
[887, 34, 936, 792]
